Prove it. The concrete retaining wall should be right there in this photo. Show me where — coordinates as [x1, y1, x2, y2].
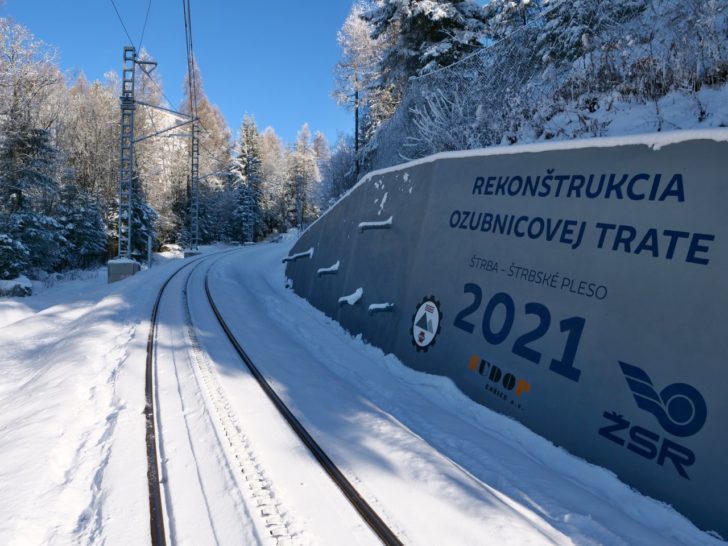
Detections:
[285, 131, 728, 537]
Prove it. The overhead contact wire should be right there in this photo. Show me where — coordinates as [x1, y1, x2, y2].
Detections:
[109, 0, 136, 48]
[138, 0, 153, 52]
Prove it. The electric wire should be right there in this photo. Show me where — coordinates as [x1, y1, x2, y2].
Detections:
[182, 0, 196, 118]
[141, 70, 178, 114]
[182, 0, 202, 247]
[138, 0, 153, 52]
[109, 0, 136, 48]
[199, 140, 229, 171]
[189, 15, 198, 119]
[140, 79, 179, 200]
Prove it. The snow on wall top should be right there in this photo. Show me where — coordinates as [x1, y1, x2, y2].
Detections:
[308, 128, 728, 237]
[360, 128, 728, 185]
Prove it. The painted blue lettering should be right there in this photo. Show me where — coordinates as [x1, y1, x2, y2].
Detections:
[661, 174, 685, 202]
[596, 223, 617, 248]
[627, 173, 649, 200]
[472, 177, 485, 194]
[686, 233, 714, 265]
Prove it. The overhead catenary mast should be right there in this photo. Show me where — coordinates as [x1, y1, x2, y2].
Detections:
[117, 46, 136, 261]
[108, 44, 195, 281]
[107, 0, 201, 277]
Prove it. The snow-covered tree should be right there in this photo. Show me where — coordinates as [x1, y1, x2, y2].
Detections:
[58, 75, 119, 205]
[0, 233, 30, 280]
[318, 135, 357, 208]
[334, 2, 386, 153]
[134, 50, 172, 204]
[533, 0, 647, 66]
[483, 0, 548, 41]
[258, 127, 289, 233]
[55, 183, 108, 269]
[313, 131, 330, 163]
[0, 19, 63, 216]
[0, 127, 60, 215]
[130, 173, 158, 256]
[106, 172, 158, 258]
[181, 56, 231, 169]
[180, 57, 231, 244]
[0, 19, 67, 277]
[2, 211, 66, 272]
[288, 124, 320, 229]
[230, 115, 264, 243]
[312, 131, 333, 207]
[0, 19, 62, 134]
[365, 0, 487, 86]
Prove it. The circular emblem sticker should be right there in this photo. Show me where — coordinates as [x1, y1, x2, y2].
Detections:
[411, 296, 442, 352]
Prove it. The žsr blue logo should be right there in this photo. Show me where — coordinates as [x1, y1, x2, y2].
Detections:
[619, 361, 707, 437]
[598, 362, 708, 479]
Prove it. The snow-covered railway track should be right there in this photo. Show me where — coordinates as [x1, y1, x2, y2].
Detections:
[180, 263, 296, 544]
[144, 257, 194, 546]
[146, 250, 255, 545]
[148, 252, 267, 545]
[201, 264, 404, 546]
[147, 250, 401, 545]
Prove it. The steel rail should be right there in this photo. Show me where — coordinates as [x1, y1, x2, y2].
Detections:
[203, 263, 404, 546]
[144, 250, 235, 546]
[145, 262, 182, 546]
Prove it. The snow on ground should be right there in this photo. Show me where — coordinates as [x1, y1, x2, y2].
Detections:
[0, 250, 186, 330]
[0, 246, 227, 545]
[543, 86, 728, 143]
[0, 238, 722, 545]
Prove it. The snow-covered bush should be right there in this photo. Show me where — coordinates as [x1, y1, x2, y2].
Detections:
[56, 184, 108, 269]
[3, 213, 67, 273]
[105, 173, 158, 257]
[0, 234, 30, 280]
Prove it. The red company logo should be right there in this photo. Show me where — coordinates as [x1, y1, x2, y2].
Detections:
[468, 354, 531, 409]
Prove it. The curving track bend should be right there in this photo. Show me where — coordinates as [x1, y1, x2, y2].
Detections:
[147, 250, 395, 545]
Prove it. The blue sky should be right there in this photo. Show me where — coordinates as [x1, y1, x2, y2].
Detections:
[0, 0, 356, 145]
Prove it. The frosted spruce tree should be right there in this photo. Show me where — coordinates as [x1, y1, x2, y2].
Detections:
[106, 172, 158, 259]
[0, 127, 68, 273]
[0, 233, 30, 280]
[364, 0, 487, 99]
[482, 0, 548, 41]
[230, 115, 264, 243]
[55, 183, 108, 269]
